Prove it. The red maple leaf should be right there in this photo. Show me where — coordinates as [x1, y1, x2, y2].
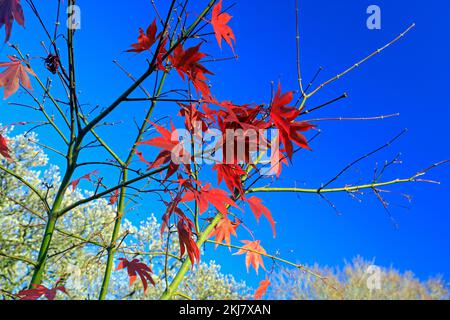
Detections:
[0, 0, 24, 42]
[69, 170, 100, 190]
[211, 0, 236, 52]
[181, 183, 239, 215]
[254, 278, 270, 300]
[0, 132, 11, 160]
[0, 56, 36, 99]
[209, 216, 239, 247]
[247, 196, 276, 237]
[170, 43, 213, 97]
[177, 218, 200, 265]
[116, 258, 156, 292]
[137, 122, 190, 180]
[17, 281, 67, 300]
[270, 83, 314, 159]
[127, 18, 159, 53]
[213, 163, 247, 198]
[234, 240, 266, 274]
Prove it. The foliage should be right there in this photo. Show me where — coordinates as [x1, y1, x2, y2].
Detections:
[0, 0, 446, 301]
[0, 131, 250, 300]
[269, 258, 449, 300]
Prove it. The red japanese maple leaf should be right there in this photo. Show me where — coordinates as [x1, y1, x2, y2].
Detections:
[211, 0, 236, 52]
[137, 122, 190, 180]
[254, 278, 270, 300]
[116, 258, 156, 292]
[234, 240, 266, 274]
[181, 183, 239, 215]
[0, 56, 36, 99]
[0, 0, 24, 43]
[213, 163, 247, 198]
[17, 281, 67, 300]
[127, 18, 159, 53]
[69, 170, 100, 190]
[209, 216, 239, 247]
[247, 196, 276, 237]
[170, 43, 213, 97]
[0, 132, 11, 160]
[177, 218, 200, 265]
[270, 83, 314, 159]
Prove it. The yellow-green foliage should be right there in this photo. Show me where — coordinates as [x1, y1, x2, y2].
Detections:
[270, 257, 449, 300]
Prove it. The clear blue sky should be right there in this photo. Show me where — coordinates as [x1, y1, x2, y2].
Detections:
[1, 0, 449, 287]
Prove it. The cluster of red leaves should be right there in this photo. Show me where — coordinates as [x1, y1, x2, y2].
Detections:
[170, 43, 214, 98]
[270, 83, 315, 160]
[181, 182, 239, 215]
[128, 2, 313, 279]
[116, 258, 156, 293]
[0, 0, 24, 43]
[17, 281, 67, 300]
[0, 56, 35, 99]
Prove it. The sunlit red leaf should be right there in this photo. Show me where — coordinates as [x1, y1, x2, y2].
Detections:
[137, 122, 190, 180]
[127, 18, 159, 53]
[213, 163, 247, 198]
[181, 183, 239, 215]
[247, 196, 276, 237]
[254, 278, 270, 300]
[170, 43, 213, 98]
[270, 83, 314, 159]
[0, 56, 36, 99]
[234, 240, 266, 274]
[116, 258, 156, 292]
[211, 0, 236, 52]
[177, 218, 200, 265]
[209, 216, 239, 248]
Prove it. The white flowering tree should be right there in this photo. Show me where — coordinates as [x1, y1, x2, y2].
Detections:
[0, 130, 250, 300]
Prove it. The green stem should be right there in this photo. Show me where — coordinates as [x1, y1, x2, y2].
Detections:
[247, 178, 415, 195]
[98, 70, 169, 300]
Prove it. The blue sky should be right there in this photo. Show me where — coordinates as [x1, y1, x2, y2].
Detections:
[1, 0, 449, 288]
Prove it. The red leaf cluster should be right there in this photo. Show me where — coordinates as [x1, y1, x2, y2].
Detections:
[181, 182, 238, 215]
[170, 43, 213, 98]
